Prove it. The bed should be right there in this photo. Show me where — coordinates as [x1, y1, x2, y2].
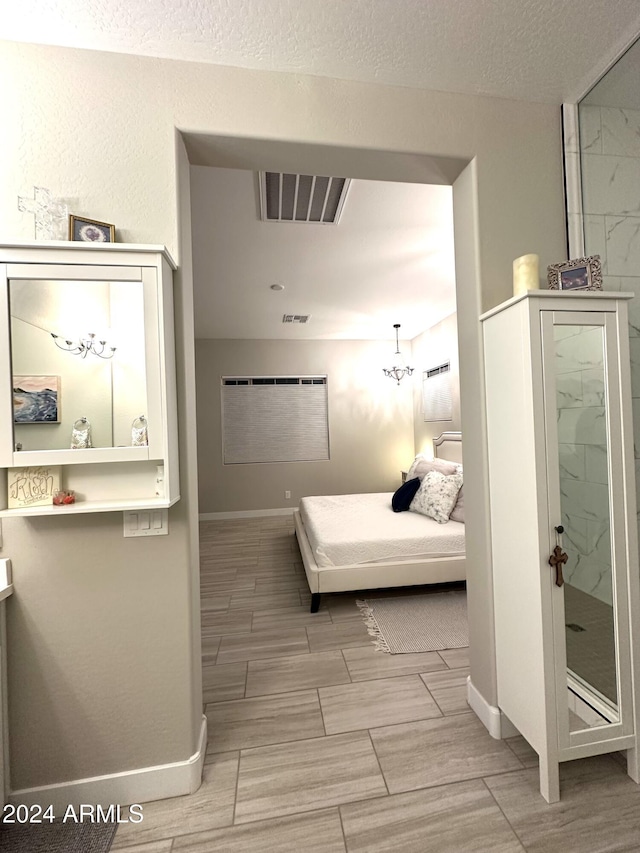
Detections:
[294, 432, 465, 612]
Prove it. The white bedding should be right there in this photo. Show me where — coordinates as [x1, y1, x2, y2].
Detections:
[299, 492, 465, 568]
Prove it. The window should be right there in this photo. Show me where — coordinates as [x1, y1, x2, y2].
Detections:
[222, 376, 329, 464]
[422, 362, 452, 421]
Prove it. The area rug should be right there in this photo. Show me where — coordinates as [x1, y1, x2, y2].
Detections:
[0, 820, 117, 852]
[357, 591, 468, 654]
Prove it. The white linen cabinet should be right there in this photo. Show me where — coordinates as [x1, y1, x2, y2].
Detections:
[481, 291, 640, 802]
[0, 242, 180, 516]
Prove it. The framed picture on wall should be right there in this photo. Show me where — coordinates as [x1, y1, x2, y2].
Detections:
[547, 255, 602, 291]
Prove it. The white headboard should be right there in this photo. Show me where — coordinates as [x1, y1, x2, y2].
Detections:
[433, 431, 463, 465]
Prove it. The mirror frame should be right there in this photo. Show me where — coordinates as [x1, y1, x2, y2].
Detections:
[0, 260, 162, 466]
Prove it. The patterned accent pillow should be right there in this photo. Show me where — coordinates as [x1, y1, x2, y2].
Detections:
[409, 471, 463, 524]
[450, 484, 465, 523]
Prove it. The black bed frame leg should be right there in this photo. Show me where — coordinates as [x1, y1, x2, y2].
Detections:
[310, 593, 321, 613]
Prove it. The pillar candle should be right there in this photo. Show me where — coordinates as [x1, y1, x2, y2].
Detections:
[513, 253, 539, 296]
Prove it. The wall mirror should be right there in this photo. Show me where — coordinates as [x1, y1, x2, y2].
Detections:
[550, 322, 620, 736]
[10, 278, 148, 452]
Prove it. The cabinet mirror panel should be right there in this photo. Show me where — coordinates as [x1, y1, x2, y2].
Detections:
[10, 278, 148, 452]
[553, 323, 619, 729]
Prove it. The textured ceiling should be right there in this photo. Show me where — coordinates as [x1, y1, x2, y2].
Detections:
[7, 2, 639, 342]
[5, 0, 640, 104]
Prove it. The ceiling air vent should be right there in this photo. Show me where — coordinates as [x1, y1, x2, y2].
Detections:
[282, 314, 311, 324]
[260, 172, 350, 224]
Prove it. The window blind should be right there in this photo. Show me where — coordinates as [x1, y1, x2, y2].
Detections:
[422, 363, 452, 422]
[222, 377, 329, 464]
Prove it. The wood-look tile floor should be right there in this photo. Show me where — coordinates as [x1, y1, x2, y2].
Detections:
[113, 516, 640, 852]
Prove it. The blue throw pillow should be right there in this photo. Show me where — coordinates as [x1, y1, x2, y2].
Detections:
[391, 477, 421, 512]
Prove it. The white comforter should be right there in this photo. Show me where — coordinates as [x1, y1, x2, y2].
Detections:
[299, 492, 465, 568]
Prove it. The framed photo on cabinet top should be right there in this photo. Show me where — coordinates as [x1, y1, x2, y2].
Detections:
[69, 215, 115, 243]
[547, 255, 602, 291]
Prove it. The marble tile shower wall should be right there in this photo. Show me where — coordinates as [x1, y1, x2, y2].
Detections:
[556, 326, 612, 605]
[578, 104, 640, 596]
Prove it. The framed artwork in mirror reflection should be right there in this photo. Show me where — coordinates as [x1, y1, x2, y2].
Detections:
[13, 375, 60, 423]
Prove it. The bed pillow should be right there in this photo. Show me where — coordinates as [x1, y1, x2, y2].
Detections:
[410, 471, 463, 524]
[450, 484, 465, 523]
[406, 454, 458, 481]
[391, 477, 421, 512]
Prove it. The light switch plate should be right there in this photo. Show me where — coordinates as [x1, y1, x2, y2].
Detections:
[123, 509, 169, 537]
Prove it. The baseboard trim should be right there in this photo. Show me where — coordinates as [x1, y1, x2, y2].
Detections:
[199, 508, 295, 520]
[10, 715, 208, 810]
[467, 677, 518, 740]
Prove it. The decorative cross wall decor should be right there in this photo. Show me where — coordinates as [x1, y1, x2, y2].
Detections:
[18, 186, 69, 240]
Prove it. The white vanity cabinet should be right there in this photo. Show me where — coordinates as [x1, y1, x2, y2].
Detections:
[482, 291, 640, 802]
[0, 242, 180, 515]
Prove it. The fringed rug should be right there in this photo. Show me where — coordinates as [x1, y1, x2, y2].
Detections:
[357, 591, 468, 653]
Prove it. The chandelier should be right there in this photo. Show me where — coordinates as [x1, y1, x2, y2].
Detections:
[51, 332, 116, 359]
[383, 323, 413, 385]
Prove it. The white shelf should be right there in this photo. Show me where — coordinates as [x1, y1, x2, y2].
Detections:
[0, 240, 177, 269]
[12, 447, 152, 467]
[0, 496, 180, 518]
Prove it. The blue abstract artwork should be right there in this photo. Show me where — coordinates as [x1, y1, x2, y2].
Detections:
[13, 375, 60, 423]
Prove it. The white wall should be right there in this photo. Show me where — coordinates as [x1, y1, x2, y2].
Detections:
[0, 37, 567, 791]
[411, 313, 461, 458]
[196, 338, 414, 513]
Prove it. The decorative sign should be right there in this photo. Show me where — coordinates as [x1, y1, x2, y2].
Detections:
[8, 466, 61, 509]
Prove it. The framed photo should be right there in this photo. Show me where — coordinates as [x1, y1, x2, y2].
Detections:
[69, 215, 115, 243]
[13, 375, 60, 423]
[547, 255, 602, 291]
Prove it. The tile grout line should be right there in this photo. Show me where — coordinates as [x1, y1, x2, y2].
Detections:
[337, 804, 349, 852]
[231, 751, 242, 827]
[480, 776, 529, 851]
[316, 686, 328, 737]
[340, 648, 354, 683]
[208, 727, 348, 759]
[366, 728, 391, 797]
[503, 737, 529, 769]
[216, 663, 459, 702]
